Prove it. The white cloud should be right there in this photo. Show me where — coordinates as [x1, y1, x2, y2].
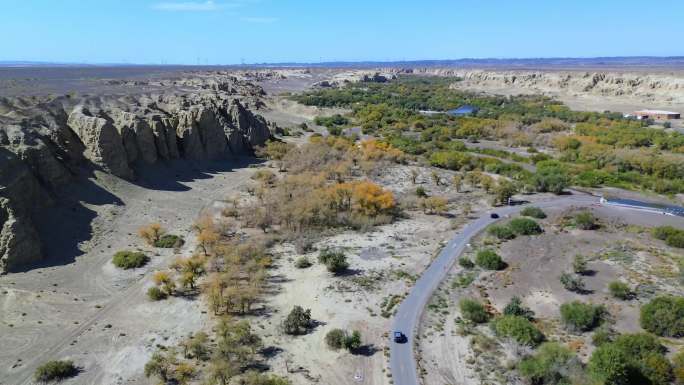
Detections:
[241, 16, 278, 23]
[152, 1, 231, 11]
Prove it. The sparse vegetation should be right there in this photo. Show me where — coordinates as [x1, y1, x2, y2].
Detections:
[503, 296, 535, 320]
[34, 360, 78, 383]
[488, 225, 516, 240]
[325, 328, 362, 352]
[575, 211, 599, 230]
[147, 286, 168, 301]
[518, 342, 579, 385]
[572, 254, 589, 275]
[559, 272, 586, 293]
[459, 298, 489, 324]
[282, 306, 312, 335]
[112, 251, 149, 269]
[294, 256, 312, 268]
[560, 301, 606, 332]
[490, 315, 544, 346]
[520, 206, 547, 219]
[609, 281, 633, 300]
[475, 249, 504, 270]
[458, 257, 475, 269]
[318, 249, 349, 274]
[640, 296, 684, 337]
[508, 217, 543, 235]
[154, 234, 184, 248]
[138, 223, 165, 246]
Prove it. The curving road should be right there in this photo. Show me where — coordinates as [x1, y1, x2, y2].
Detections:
[388, 192, 665, 385]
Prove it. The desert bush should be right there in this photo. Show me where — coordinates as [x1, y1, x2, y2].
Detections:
[673, 351, 684, 385]
[520, 206, 547, 219]
[592, 326, 615, 347]
[34, 360, 78, 382]
[487, 225, 516, 240]
[343, 330, 362, 351]
[415, 186, 428, 197]
[518, 342, 578, 384]
[609, 281, 633, 300]
[147, 286, 168, 301]
[667, 232, 684, 248]
[112, 251, 149, 269]
[503, 296, 535, 320]
[575, 211, 598, 230]
[589, 333, 673, 385]
[560, 301, 606, 332]
[251, 169, 277, 185]
[459, 298, 489, 324]
[652, 225, 680, 240]
[559, 272, 585, 293]
[325, 328, 346, 350]
[588, 343, 632, 385]
[294, 256, 312, 268]
[283, 306, 312, 335]
[640, 296, 684, 337]
[508, 217, 543, 235]
[154, 234, 184, 248]
[572, 254, 589, 275]
[475, 249, 504, 270]
[420, 196, 448, 215]
[490, 315, 544, 346]
[318, 249, 349, 274]
[458, 257, 475, 269]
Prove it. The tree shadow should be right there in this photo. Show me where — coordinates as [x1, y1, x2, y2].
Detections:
[260, 346, 283, 359]
[351, 344, 380, 357]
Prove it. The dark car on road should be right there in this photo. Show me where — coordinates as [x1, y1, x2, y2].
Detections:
[490, 213, 500, 219]
[393, 331, 407, 343]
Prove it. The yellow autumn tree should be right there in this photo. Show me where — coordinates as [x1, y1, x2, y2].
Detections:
[351, 180, 395, 217]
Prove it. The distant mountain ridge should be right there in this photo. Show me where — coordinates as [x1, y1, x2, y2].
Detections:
[3, 56, 684, 69]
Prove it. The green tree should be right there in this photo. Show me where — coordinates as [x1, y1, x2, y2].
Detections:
[508, 217, 543, 235]
[318, 249, 349, 274]
[519, 342, 579, 385]
[503, 296, 535, 320]
[34, 360, 78, 383]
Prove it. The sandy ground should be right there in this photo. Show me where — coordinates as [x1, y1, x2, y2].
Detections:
[0, 160, 257, 385]
[417, 204, 684, 385]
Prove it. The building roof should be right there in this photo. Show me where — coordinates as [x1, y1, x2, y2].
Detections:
[447, 105, 479, 115]
[634, 109, 680, 115]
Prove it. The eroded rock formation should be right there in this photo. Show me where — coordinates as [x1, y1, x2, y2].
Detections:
[0, 75, 273, 273]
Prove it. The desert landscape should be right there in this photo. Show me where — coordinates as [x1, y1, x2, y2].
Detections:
[1, 57, 684, 385]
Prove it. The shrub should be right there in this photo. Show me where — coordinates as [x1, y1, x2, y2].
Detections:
[508, 217, 542, 235]
[560, 301, 606, 332]
[459, 298, 489, 324]
[138, 223, 164, 245]
[34, 360, 78, 382]
[520, 206, 547, 219]
[592, 327, 615, 347]
[325, 328, 346, 350]
[559, 272, 585, 293]
[147, 286, 168, 301]
[503, 296, 535, 320]
[415, 186, 428, 197]
[575, 211, 598, 230]
[652, 225, 680, 240]
[589, 343, 632, 385]
[490, 315, 544, 346]
[518, 342, 578, 384]
[294, 256, 312, 269]
[673, 351, 684, 385]
[488, 225, 516, 240]
[640, 296, 684, 337]
[112, 251, 149, 269]
[475, 249, 504, 270]
[343, 330, 362, 351]
[318, 249, 349, 274]
[572, 255, 589, 275]
[609, 281, 632, 300]
[667, 232, 684, 248]
[154, 234, 184, 248]
[282, 306, 312, 335]
[458, 257, 475, 269]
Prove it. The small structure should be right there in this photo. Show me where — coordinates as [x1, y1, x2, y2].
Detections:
[447, 105, 479, 117]
[632, 109, 680, 120]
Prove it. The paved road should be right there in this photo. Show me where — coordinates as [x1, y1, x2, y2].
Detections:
[388, 193, 600, 385]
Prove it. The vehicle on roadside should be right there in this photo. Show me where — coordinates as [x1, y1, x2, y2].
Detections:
[490, 213, 500, 219]
[393, 331, 407, 343]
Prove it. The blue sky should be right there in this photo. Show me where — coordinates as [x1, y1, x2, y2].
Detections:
[2, 0, 683, 64]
